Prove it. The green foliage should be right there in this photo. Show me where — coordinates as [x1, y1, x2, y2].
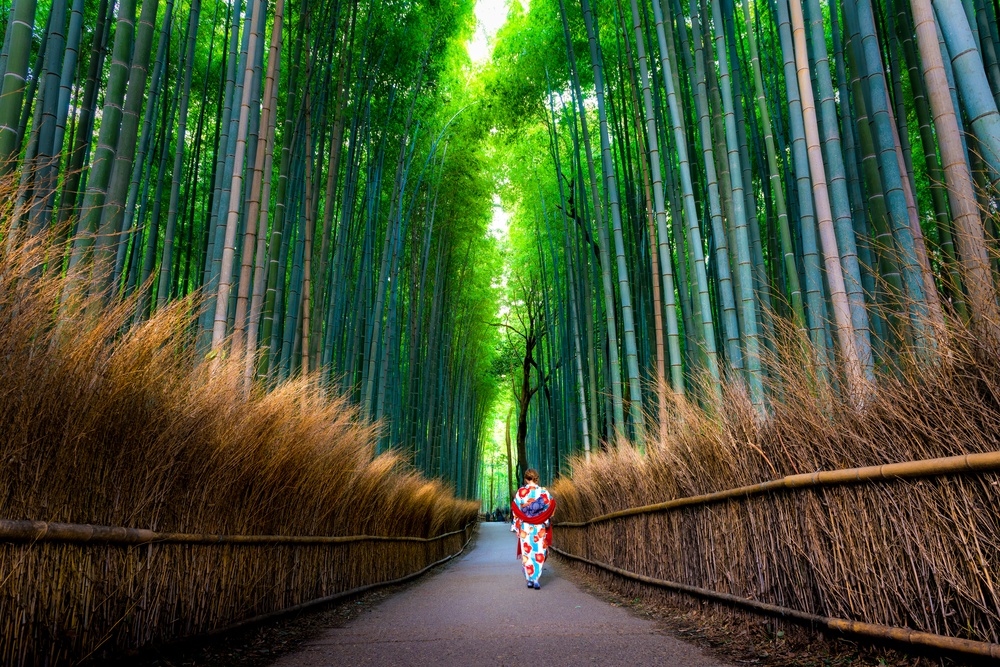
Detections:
[483, 0, 572, 133]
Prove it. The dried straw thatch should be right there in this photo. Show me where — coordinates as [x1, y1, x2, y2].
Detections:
[0, 233, 478, 664]
[553, 324, 1000, 657]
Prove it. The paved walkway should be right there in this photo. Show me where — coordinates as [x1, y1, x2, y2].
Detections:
[270, 522, 729, 666]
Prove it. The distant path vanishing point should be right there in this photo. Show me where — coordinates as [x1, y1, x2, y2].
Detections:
[269, 522, 730, 666]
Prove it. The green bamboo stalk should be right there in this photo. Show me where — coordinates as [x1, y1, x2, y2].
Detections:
[0, 0, 36, 169]
[803, 0, 875, 380]
[710, 0, 762, 405]
[973, 0, 1000, 112]
[212, 0, 267, 355]
[136, 65, 181, 321]
[548, 81, 593, 460]
[301, 94, 315, 376]
[740, 0, 804, 331]
[198, 0, 245, 350]
[629, 0, 684, 396]
[911, 0, 1000, 342]
[842, 8, 904, 352]
[657, 0, 727, 393]
[831, 0, 887, 347]
[723, 0, 773, 357]
[689, 0, 741, 371]
[579, 0, 629, 437]
[245, 0, 285, 381]
[788, 0, 865, 396]
[55, 0, 111, 243]
[559, 5, 602, 443]
[935, 0, 1000, 184]
[0, 0, 19, 87]
[115, 0, 173, 290]
[68, 0, 138, 282]
[776, 0, 829, 371]
[854, 0, 935, 350]
[155, 0, 201, 310]
[25, 0, 66, 241]
[896, 0, 966, 320]
[93, 0, 161, 298]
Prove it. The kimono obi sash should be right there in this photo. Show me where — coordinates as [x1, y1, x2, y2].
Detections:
[511, 492, 556, 524]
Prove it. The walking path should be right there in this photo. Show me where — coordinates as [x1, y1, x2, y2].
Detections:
[270, 522, 729, 666]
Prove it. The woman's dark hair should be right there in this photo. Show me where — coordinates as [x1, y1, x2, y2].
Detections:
[524, 468, 540, 484]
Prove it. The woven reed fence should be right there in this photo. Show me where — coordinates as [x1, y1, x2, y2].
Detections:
[0, 518, 476, 665]
[553, 452, 1000, 659]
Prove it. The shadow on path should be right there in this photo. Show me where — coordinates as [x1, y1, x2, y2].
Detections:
[269, 522, 730, 666]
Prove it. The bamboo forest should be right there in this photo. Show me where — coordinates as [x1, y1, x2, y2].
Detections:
[2, 0, 1000, 662]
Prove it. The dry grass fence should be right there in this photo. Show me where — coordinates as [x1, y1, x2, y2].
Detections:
[0, 232, 478, 664]
[552, 323, 1000, 660]
[0, 521, 474, 665]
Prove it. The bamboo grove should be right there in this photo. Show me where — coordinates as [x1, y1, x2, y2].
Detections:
[0, 0, 502, 498]
[486, 0, 1000, 483]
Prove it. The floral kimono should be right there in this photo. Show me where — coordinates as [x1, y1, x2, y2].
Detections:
[510, 483, 555, 585]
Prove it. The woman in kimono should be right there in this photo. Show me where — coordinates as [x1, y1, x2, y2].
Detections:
[510, 468, 555, 589]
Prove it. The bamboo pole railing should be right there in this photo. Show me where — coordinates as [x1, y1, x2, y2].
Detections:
[0, 519, 471, 545]
[0, 518, 476, 662]
[555, 450, 1000, 527]
[553, 451, 1000, 660]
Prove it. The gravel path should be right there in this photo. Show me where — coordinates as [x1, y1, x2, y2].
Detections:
[269, 522, 730, 666]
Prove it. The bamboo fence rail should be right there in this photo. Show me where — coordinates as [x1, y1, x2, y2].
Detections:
[555, 450, 1000, 526]
[553, 451, 1000, 659]
[0, 519, 476, 665]
[0, 519, 471, 545]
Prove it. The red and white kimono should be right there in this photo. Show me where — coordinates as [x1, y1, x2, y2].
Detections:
[510, 483, 555, 584]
